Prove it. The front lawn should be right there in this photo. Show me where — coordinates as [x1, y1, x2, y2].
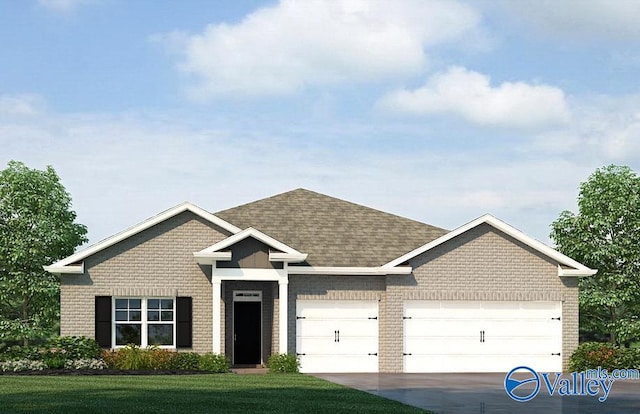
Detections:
[0, 374, 426, 413]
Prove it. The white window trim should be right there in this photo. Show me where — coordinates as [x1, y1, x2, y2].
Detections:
[112, 297, 177, 349]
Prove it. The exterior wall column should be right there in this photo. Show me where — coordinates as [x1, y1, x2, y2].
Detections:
[278, 278, 288, 353]
[212, 278, 222, 353]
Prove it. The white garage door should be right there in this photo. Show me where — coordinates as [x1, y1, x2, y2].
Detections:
[404, 301, 562, 373]
[296, 300, 378, 373]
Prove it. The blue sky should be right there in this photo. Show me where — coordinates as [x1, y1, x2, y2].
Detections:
[2, 0, 640, 246]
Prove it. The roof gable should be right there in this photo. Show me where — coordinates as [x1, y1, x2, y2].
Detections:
[194, 227, 307, 264]
[215, 188, 448, 267]
[45, 202, 241, 273]
[384, 214, 596, 276]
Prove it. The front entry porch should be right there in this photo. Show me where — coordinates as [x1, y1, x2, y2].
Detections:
[212, 271, 289, 366]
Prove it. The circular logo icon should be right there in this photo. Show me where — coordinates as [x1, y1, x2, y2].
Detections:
[504, 366, 540, 402]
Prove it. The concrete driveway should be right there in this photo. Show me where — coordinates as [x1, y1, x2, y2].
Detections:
[313, 373, 640, 413]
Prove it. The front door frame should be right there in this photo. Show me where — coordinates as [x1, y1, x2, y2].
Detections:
[232, 290, 262, 365]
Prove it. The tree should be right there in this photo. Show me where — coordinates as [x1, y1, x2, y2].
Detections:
[551, 165, 640, 346]
[0, 161, 87, 345]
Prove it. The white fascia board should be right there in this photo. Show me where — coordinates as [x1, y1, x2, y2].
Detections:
[269, 252, 308, 263]
[47, 202, 241, 270]
[558, 265, 598, 277]
[213, 268, 287, 281]
[287, 266, 412, 276]
[42, 263, 84, 275]
[384, 214, 596, 275]
[193, 251, 232, 265]
[199, 227, 304, 256]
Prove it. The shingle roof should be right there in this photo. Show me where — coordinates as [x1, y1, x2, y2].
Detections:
[215, 188, 448, 267]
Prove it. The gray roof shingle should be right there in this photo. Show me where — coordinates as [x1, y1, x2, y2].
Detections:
[215, 189, 448, 267]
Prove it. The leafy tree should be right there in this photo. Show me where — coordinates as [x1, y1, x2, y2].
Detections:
[0, 161, 87, 345]
[551, 165, 640, 346]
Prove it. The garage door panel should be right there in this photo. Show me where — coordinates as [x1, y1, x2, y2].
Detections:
[295, 320, 339, 336]
[403, 300, 562, 373]
[483, 337, 559, 354]
[299, 355, 378, 373]
[337, 337, 379, 355]
[296, 300, 378, 373]
[406, 353, 561, 373]
[297, 319, 378, 337]
[406, 318, 479, 332]
[296, 337, 336, 354]
[298, 300, 377, 318]
[335, 319, 378, 335]
[483, 319, 559, 337]
[404, 301, 443, 318]
[405, 355, 493, 373]
[405, 338, 481, 354]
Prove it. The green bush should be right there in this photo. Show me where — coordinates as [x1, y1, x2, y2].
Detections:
[113, 344, 153, 370]
[198, 353, 229, 373]
[100, 349, 120, 369]
[617, 347, 640, 370]
[568, 342, 640, 371]
[173, 352, 201, 370]
[0, 345, 41, 362]
[40, 347, 68, 369]
[147, 348, 178, 370]
[49, 336, 102, 360]
[267, 353, 300, 373]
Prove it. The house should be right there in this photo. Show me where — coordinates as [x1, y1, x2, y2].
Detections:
[45, 189, 595, 373]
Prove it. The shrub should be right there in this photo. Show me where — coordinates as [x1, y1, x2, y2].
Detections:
[49, 336, 101, 360]
[267, 353, 300, 373]
[112, 344, 153, 370]
[0, 345, 41, 362]
[147, 348, 178, 370]
[101, 346, 187, 370]
[40, 347, 69, 369]
[616, 347, 640, 370]
[198, 353, 229, 373]
[570, 342, 624, 371]
[173, 352, 201, 370]
[0, 359, 46, 372]
[100, 349, 120, 369]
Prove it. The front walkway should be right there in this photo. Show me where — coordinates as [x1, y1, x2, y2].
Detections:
[314, 373, 640, 414]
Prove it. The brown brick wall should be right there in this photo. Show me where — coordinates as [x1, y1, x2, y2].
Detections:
[287, 275, 385, 353]
[61, 213, 579, 373]
[380, 223, 578, 372]
[60, 211, 231, 353]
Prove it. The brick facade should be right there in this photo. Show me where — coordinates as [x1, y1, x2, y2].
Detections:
[60, 212, 580, 372]
[60, 211, 231, 353]
[380, 223, 578, 372]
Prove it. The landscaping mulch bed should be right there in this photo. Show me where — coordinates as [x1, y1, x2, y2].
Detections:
[1, 369, 213, 376]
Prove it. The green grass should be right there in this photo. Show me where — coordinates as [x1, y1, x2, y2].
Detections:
[0, 374, 427, 413]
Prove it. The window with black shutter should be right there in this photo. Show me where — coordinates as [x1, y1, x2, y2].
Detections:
[95, 296, 112, 348]
[176, 297, 193, 348]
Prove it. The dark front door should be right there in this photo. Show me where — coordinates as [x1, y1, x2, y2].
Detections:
[233, 301, 261, 365]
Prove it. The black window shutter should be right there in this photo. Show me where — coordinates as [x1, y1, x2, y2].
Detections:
[176, 297, 192, 348]
[95, 296, 112, 348]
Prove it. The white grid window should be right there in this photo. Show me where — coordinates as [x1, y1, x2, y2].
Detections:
[114, 298, 175, 347]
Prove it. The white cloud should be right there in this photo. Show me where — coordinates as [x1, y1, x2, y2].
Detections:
[496, 0, 640, 41]
[0, 94, 44, 117]
[37, 0, 95, 13]
[530, 95, 640, 160]
[378, 66, 570, 128]
[158, 0, 481, 98]
[0, 99, 598, 247]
